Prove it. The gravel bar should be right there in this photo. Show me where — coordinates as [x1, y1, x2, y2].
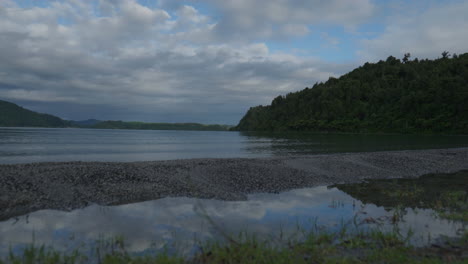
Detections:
[1, 148, 467, 221]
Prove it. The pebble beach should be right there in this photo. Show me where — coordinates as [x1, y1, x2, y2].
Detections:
[1, 148, 467, 221]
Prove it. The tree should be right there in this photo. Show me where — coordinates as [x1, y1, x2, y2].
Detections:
[442, 51, 450, 59]
[403, 53, 411, 63]
[386, 56, 399, 65]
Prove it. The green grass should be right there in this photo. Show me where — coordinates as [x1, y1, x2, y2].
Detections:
[332, 170, 468, 222]
[435, 191, 468, 221]
[1, 226, 466, 264]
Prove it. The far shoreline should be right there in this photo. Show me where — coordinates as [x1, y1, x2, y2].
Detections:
[3, 126, 468, 136]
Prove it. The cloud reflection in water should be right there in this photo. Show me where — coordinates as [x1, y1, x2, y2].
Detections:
[0, 186, 463, 256]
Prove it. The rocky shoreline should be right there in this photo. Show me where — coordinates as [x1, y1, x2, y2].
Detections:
[1, 148, 467, 221]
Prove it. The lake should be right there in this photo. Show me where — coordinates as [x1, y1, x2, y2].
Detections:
[1, 127, 468, 164]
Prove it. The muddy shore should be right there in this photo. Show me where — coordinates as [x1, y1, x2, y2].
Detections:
[1, 148, 467, 221]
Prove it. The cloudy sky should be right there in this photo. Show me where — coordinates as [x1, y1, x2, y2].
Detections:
[1, 0, 467, 124]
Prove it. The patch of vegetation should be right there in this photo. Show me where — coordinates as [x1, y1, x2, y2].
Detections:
[1, 226, 466, 263]
[437, 191, 468, 221]
[332, 170, 468, 222]
[234, 52, 468, 134]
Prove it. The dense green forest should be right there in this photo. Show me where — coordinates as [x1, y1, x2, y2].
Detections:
[0, 100, 68, 127]
[234, 53, 468, 134]
[92, 120, 231, 131]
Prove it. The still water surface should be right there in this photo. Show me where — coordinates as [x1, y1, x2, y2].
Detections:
[1, 127, 468, 164]
[0, 185, 464, 257]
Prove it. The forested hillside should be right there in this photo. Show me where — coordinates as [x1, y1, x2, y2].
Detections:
[235, 53, 468, 134]
[0, 100, 68, 127]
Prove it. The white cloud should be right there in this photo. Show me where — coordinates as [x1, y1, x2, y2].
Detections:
[0, 0, 348, 123]
[207, 0, 375, 41]
[359, 1, 468, 61]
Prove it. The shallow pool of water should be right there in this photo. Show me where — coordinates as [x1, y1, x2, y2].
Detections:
[1, 182, 465, 257]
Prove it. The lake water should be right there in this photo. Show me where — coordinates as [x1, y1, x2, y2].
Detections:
[1, 127, 468, 164]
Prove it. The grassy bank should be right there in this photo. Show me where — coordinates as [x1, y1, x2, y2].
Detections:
[1, 225, 466, 264]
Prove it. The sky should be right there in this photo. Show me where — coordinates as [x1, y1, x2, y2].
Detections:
[0, 0, 467, 124]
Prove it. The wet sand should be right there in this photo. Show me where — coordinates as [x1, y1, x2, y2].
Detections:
[1, 148, 467, 221]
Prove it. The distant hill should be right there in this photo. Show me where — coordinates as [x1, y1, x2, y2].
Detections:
[0, 100, 68, 127]
[92, 120, 232, 131]
[0, 100, 232, 131]
[234, 53, 468, 134]
[69, 119, 102, 127]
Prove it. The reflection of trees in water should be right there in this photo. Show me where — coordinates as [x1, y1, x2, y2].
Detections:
[239, 131, 468, 155]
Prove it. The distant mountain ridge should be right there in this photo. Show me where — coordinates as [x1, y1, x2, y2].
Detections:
[69, 119, 102, 127]
[0, 100, 231, 131]
[0, 100, 68, 127]
[91, 120, 231, 131]
[234, 53, 468, 134]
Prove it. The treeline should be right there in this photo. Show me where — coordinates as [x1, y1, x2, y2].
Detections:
[234, 52, 468, 134]
[91, 120, 231, 131]
[0, 100, 68, 127]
